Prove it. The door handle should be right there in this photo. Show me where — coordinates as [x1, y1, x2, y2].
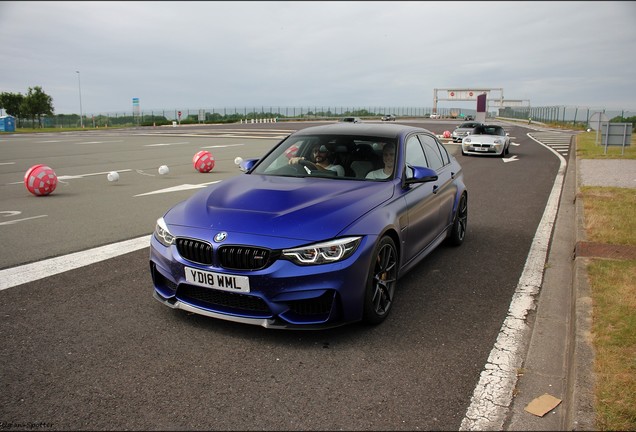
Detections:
[433, 185, 439, 194]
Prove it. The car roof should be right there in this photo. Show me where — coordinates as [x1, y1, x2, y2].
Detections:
[292, 123, 432, 139]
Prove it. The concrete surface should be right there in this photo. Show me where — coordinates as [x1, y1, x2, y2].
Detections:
[505, 133, 635, 430]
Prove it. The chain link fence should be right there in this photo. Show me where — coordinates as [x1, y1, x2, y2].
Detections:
[7, 105, 635, 129]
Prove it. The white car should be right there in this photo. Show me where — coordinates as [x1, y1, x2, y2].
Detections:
[429, 113, 440, 119]
[461, 124, 511, 157]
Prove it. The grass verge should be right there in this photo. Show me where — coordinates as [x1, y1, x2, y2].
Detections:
[581, 186, 636, 430]
[576, 131, 636, 159]
[582, 187, 636, 245]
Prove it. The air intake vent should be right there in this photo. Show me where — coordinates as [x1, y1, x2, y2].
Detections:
[218, 246, 273, 270]
[176, 238, 213, 265]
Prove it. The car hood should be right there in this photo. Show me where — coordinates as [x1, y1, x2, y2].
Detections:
[165, 174, 394, 241]
[465, 134, 501, 143]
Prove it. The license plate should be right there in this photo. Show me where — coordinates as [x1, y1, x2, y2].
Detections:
[185, 267, 250, 293]
[474, 147, 488, 151]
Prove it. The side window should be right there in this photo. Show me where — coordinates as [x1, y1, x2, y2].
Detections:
[418, 134, 444, 170]
[437, 140, 451, 165]
[427, 135, 451, 165]
[405, 135, 427, 177]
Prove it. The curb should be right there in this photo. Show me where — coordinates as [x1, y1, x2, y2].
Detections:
[567, 142, 597, 430]
[504, 134, 597, 431]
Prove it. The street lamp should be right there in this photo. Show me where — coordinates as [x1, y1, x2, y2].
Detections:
[76, 70, 83, 128]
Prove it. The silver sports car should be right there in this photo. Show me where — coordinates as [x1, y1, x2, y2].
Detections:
[461, 124, 511, 157]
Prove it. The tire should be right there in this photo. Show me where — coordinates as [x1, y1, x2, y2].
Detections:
[447, 193, 468, 246]
[362, 236, 398, 325]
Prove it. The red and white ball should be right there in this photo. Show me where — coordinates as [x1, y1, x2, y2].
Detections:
[24, 164, 58, 196]
[284, 145, 299, 159]
[193, 150, 215, 173]
[443, 130, 451, 138]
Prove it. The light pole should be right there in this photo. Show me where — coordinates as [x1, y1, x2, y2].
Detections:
[76, 70, 83, 128]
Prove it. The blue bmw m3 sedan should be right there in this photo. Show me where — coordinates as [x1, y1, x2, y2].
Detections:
[150, 123, 468, 329]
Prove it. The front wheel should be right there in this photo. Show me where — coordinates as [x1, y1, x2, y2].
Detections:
[447, 193, 468, 246]
[362, 236, 398, 325]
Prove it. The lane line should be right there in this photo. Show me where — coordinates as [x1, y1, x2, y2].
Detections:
[0, 215, 48, 226]
[144, 141, 191, 147]
[134, 181, 220, 196]
[460, 134, 567, 430]
[9, 169, 133, 184]
[0, 235, 151, 291]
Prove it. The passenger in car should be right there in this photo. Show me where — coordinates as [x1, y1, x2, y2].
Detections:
[365, 143, 395, 180]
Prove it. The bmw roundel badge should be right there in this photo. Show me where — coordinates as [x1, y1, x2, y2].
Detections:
[214, 232, 227, 243]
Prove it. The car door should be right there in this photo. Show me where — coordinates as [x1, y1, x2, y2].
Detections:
[418, 134, 457, 228]
[401, 134, 441, 264]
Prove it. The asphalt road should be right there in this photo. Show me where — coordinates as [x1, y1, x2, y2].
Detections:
[0, 120, 561, 430]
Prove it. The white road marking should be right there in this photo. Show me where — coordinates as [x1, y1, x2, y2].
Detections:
[205, 134, 288, 139]
[144, 141, 191, 147]
[134, 180, 220, 196]
[57, 169, 132, 180]
[0, 162, 16, 165]
[0, 235, 151, 291]
[201, 144, 245, 149]
[503, 155, 519, 163]
[135, 169, 155, 177]
[75, 140, 124, 145]
[9, 169, 133, 185]
[460, 136, 567, 430]
[0, 215, 48, 226]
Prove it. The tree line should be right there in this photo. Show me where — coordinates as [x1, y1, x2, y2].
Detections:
[0, 86, 54, 128]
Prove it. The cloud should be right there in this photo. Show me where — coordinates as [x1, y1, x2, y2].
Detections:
[1, 1, 634, 114]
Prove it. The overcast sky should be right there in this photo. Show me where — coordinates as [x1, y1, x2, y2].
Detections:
[1, 1, 635, 115]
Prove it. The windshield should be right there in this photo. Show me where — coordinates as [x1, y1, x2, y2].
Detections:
[250, 134, 398, 181]
[473, 125, 505, 135]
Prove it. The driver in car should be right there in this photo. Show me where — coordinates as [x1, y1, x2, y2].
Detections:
[288, 144, 345, 176]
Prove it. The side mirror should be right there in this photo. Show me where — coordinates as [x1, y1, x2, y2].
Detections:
[405, 165, 438, 185]
[237, 158, 259, 172]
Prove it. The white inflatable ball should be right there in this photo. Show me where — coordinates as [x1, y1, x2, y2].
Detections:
[234, 157, 243, 165]
[107, 171, 120, 182]
[158, 165, 170, 175]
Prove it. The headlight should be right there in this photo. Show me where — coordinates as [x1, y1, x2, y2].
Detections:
[282, 237, 361, 265]
[464, 138, 471, 143]
[154, 217, 175, 247]
[494, 139, 502, 144]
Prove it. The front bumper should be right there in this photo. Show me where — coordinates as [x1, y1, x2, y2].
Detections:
[149, 232, 376, 329]
[461, 142, 504, 155]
